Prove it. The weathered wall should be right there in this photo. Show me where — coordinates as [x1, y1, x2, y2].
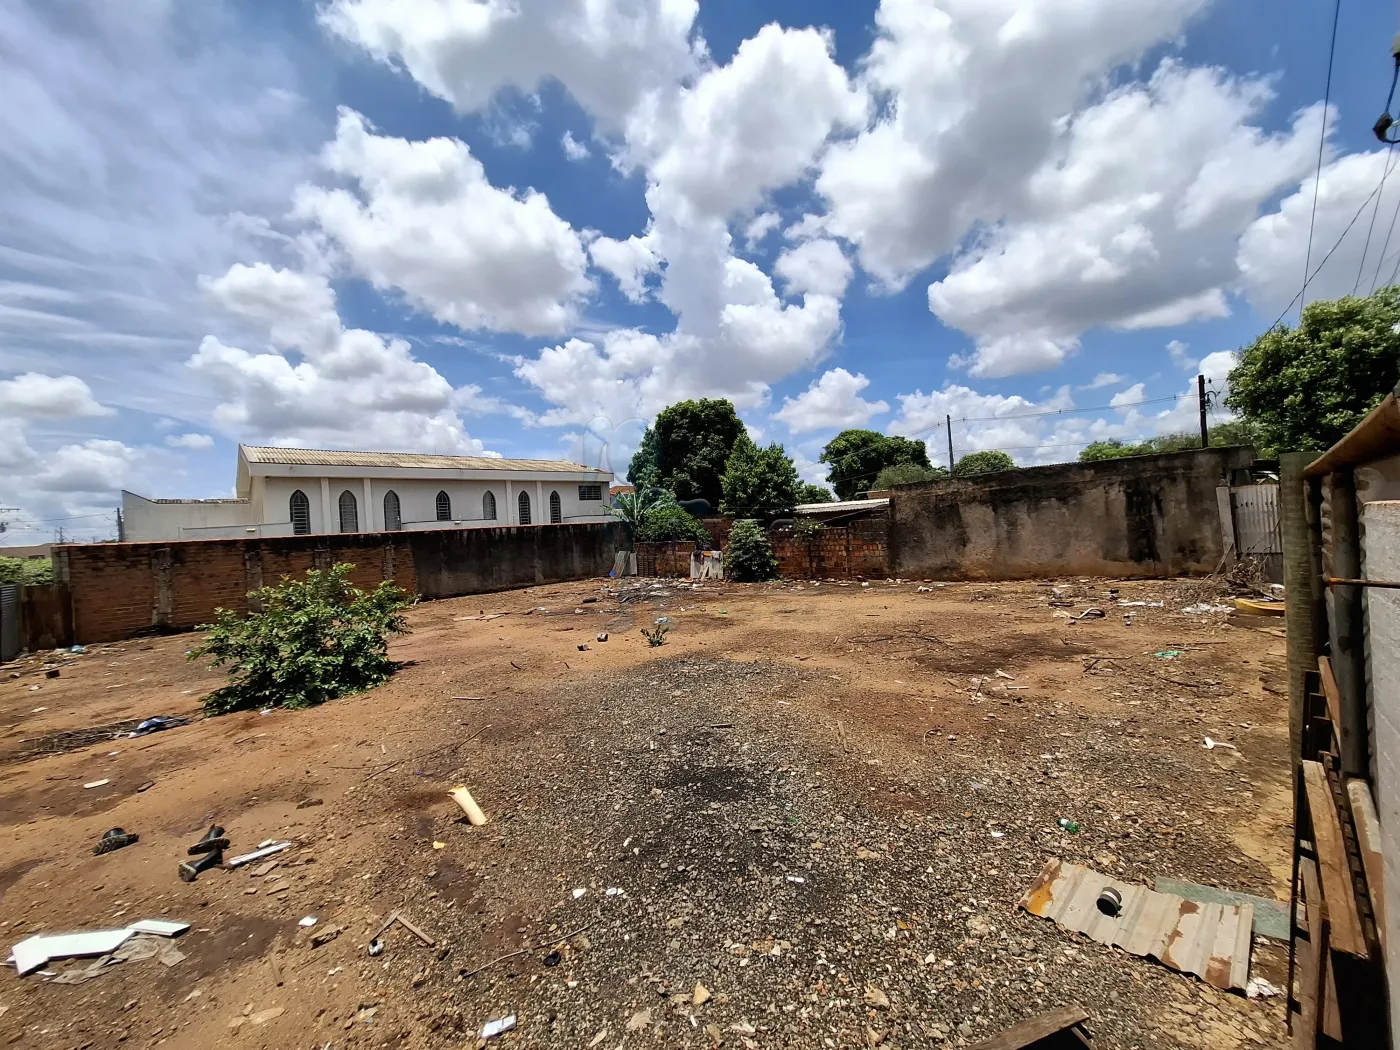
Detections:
[21, 584, 73, 650]
[54, 522, 623, 643]
[889, 447, 1253, 580]
[772, 517, 890, 579]
[635, 541, 696, 577]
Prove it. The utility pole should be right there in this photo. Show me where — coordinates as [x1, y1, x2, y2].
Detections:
[945, 415, 954, 473]
[1197, 374, 1209, 448]
[0, 507, 17, 534]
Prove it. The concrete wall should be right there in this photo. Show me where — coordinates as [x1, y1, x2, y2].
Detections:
[635, 541, 696, 577]
[122, 491, 254, 540]
[1361, 499, 1400, 1028]
[772, 517, 890, 579]
[54, 521, 624, 643]
[888, 446, 1253, 580]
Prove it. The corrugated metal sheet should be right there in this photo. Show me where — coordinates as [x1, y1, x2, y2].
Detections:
[0, 584, 19, 663]
[240, 445, 600, 473]
[1231, 483, 1282, 556]
[794, 498, 890, 514]
[1019, 859, 1253, 991]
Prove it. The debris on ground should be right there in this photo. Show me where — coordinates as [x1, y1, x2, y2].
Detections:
[227, 841, 292, 867]
[10, 920, 188, 976]
[92, 827, 139, 855]
[1018, 858, 1253, 991]
[481, 1015, 517, 1039]
[1153, 877, 1291, 940]
[128, 715, 190, 737]
[965, 1006, 1091, 1050]
[449, 786, 489, 826]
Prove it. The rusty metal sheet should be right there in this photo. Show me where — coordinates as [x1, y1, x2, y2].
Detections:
[1019, 858, 1253, 992]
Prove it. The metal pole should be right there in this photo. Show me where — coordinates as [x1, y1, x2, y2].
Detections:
[1198, 374, 1209, 448]
[945, 415, 954, 473]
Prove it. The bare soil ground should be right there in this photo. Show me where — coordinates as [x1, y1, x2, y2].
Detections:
[0, 576, 1290, 1049]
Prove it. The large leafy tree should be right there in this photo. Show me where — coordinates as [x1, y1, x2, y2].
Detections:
[720, 435, 801, 517]
[819, 429, 932, 500]
[953, 450, 1015, 476]
[644, 399, 746, 507]
[795, 482, 835, 504]
[1227, 288, 1400, 454]
[627, 426, 661, 489]
[873, 462, 947, 489]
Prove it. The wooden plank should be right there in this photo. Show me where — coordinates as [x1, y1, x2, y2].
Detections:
[1302, 760, 1366, 957]
[966, 1007, 1090, 1050]
[1298, 855, 1342, 1043]
[1346, 778, 1386, 950]
[1317, 657, 1342, 734]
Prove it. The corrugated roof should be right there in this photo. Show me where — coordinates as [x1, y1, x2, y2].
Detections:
[240, 445, 603, 473]
[1019, 859, 1253, 991]
[795, 498, 890, 514]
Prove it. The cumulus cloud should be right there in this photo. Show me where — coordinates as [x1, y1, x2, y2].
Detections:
[744, 211, 781, 249]
[772, 368, 889, 432]
[774, 239, 853, 299]
[294, 109, 591, 336]
[191, 263, 498, 454]
[589, 233, 659, 303]
[1080, 372, 1123, 390]
[0, 372, 110, 419]
[561, 130, 590, 161]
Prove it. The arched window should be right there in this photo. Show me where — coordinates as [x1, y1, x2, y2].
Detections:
[517, 490, 531, 525]
[549, 490, 562, 524]
[436, 490, 452, 521]
[289, 490, 310, 535]
[383, 490, 402, 531]
[338, 490, 359, 533]
[483, 490, 497, 521]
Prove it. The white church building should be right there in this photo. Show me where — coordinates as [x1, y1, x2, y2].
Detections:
[121, 445, 615, 542]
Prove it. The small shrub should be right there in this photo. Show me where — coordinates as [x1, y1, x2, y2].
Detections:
[726, 519, 778, 581]
[792, 517, 825, 538]
[0, 556, 55, 586]
[635, 503, 712, 546]
[642, 622, 670, 647]
[189, 563, 412, 715]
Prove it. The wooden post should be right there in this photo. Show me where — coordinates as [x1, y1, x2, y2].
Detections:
[1329, 469, 1368, 776]
[1198, 373, 1209, 447]
[1281, 452, 1320, 767]
[945, 414, 954, 473]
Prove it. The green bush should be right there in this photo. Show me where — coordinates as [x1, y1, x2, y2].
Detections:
[726, 519, 778, 581]
[953, 450, 1016, 476]
[792, 517, 825, 538]
[635, 503, 712, 547]
[0, 557, 55, 586]
[873, 462, 947, 489]
[189, 563, 412, 715]
[795, 482, 835, 503]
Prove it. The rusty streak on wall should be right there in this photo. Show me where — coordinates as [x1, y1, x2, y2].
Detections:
[53, 522, 625, 644]
[888, 447, 1253, 580]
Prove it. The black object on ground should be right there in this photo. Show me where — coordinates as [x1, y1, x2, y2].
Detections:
[93, 827, 139, 855]
[130, 715, 191, 737]
[186, 824, 229, 856]
[178, 850, 224, 882]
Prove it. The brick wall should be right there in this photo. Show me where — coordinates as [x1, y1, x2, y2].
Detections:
[54, 522, 624, 644]
[771, 516, 890, 579]
[635, 540, 696, 577]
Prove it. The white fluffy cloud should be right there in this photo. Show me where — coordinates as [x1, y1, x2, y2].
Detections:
[320, 0, 701, 130]
[0, 372, 110, 419]
[589, 233, 659, 303]
[294, 109, 591, 336]
[773, 368, 889, 432]
[165, 432, 215, 451]
[561, 131, 590, 161]
[925, 62, 1320, 377]
[1238, 149, 1399, 314]
[774, 239, 853, 299]
[190, 263, 497, 454]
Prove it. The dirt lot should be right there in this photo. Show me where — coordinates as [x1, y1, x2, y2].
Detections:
[0, 575, 1291, 1049]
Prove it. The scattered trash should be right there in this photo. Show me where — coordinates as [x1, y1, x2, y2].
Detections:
[604, 887, 622, 896]
[309, 925, 342, 948]
[296, 797, 323, 809]
[543, 949, 561, 967]
[449, 786, 490, 826]
[989, 830, 1005, 839]
[9, 920, 187, 977]
[785, 875, 805, 884]
[973, 1008, 1091, 1049]
[572, 888, 587, 899]
[1183, 603, 1233, 614]
[1153, 877, 1290, 939]
[136, 781, 155, 793]
[432, 841, 446, 850]
[71, 645, 85, 653]
[82, 780, 110, 789]
[917, 586, 932, 592]
[186, 825, 230, 856]
[1070, 608, 1105, 622]
[1019, 858, 1253, 991]
[298, 916, 318, 928]
[227, 841, 292, 867]
[1246, 977, 1285, 999]
[1097, 886, 1123, 916]
[577, 643, 590, 651]
[93, 827, 139, 855]
[1153, 650, 1185, 660]
[654, 616, 670, 624]
[129, 715, 190, 737]
[1118, 601, 1164, 608]
[481, 1015, 517, 1040]
[45, 668, 60, 679]
[1057, 817, 1081, 834]
[596, 632, 608, 642]
[368, 939, 384, 956]
[1202, 736, 1239, 751]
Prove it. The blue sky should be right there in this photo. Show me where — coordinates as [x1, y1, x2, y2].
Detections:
[2, 0, 1398, 543]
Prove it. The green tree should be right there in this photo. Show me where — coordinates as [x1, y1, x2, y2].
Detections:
[795, 482, 835, 504]
[651, 399, 746, 507]
[1077, 427, 1260, 464]
[719, 435, 800, 517]
[635, 503, 712, 546]
[872, 461, 947, 489]
[819, 429, 932, 500]
[190, 563, 412, 715]
[627, 426, 661, 489]
[953, 450, 1015, 476]
[1228, 288, 1400, 454]
[725, 519, 778, 581]
[0, 557, 54, 586]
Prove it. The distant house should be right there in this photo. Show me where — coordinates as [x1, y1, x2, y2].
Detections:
[122, 445, 614, 542]
[609, 484, 635, 507]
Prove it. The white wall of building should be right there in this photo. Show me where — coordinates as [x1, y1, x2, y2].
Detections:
[122, 491, 255, 541]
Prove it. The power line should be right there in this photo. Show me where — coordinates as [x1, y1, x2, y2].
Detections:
[1370, 163, 1400, 292]
[951, 393, 1189, 424]
[1301, 0, 1343, 314]
[1356, 142, 1398, 293]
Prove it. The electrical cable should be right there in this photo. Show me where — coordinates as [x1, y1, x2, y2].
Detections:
[1370, 162, 1400, 292]
[1356, 143, 1398, 293]
[1302, 0, 1343, 314]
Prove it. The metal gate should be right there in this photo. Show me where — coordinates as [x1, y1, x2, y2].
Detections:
[0, 584, 19, 663]
[1225, 482, 1283, 582]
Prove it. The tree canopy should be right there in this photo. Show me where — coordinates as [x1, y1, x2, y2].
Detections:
[1226, 288, 1400, 454]
[637, 399, 745, 507]
[720, 435, 801, 517]
[873, 461, 947, 489]
[953, 450, 1015, 476]
[1077, 423, 1262, 463]
[819, 429, 932, 500]
[795, 482, 835, 504]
